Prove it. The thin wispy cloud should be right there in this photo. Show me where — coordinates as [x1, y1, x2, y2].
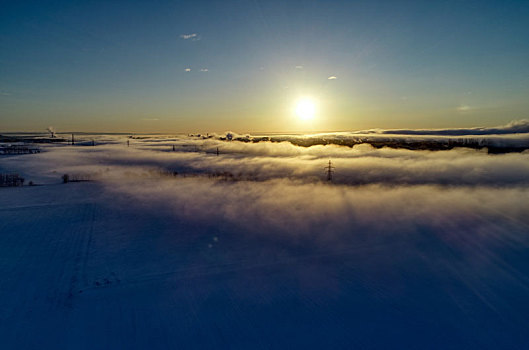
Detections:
[328, 76, 337, 80]
[200, 68, 209, 72]
[295, 65, 303, 69]
[180, 33, 200, 41]
[184, 68, 191, 72]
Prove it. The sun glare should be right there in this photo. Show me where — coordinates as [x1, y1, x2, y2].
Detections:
[295, 98, 316, 121]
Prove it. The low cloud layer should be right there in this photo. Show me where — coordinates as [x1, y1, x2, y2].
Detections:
[212, 120, 529, 152]
[5, 134, 529, 187]
[2, 135, 528, 286]
[374, 119, 529, 136]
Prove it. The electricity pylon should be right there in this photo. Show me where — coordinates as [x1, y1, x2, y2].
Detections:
[324, 160, 335, 181]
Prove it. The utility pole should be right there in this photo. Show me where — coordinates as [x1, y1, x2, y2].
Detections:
[71, 134, 75, 145]
[172, 144, 176, 151]
[324, 160, 335, 181]
[216, 147, 219, 156]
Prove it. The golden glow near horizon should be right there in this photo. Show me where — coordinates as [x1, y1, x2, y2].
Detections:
[295, 98, 316, 122]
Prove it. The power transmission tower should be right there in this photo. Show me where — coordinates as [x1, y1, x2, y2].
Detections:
[324, 160, 335, 181]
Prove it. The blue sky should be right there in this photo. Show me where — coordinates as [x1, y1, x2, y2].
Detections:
[1, 0, 529, 132]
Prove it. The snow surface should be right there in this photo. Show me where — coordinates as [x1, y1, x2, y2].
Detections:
[1, 135, 529, 349]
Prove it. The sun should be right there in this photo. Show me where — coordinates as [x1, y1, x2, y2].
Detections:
[295, 98, 316, 121]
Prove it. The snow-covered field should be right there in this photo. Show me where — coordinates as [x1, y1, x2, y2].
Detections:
[1, 134, 529, 349]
